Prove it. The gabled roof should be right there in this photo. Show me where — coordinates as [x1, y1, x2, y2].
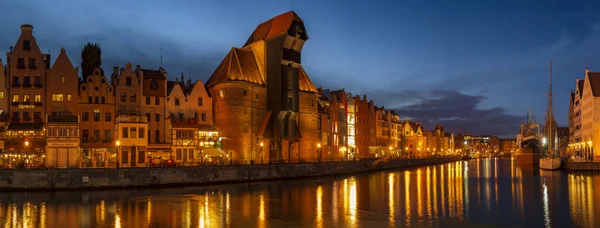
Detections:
[51, 48, 75, 70]
[299, 66, 318, 93]
[587, 72, 600, 96]
[167, 81, 184, 96]
[244, 11, 306, 47]
[205, 48, 264, 88]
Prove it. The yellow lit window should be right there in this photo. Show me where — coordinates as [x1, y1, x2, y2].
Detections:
[23, 94, 30, 102]
[67, 94, 72, 102]
[52, 94, 64, 102]
[60, 76, 65, 84]
[12, 94, 18, 102]
[0, 92, 3, 99]
[35, 94, 41, 102]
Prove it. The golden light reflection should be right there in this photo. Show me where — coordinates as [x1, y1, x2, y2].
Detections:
[147, 199, 152, 226]
[316, 185, 324, 228]
[433, 166, 438, 219]
[40, 202, 46, 228]
[569, 174, 595, 228]
[348, 178, 357, 227]
[426, 167, 431, 219]
[115, 211, 122, 228]
[226, 192, 231, 227]
[405, 171, 411, 225]
[332, 182, 339, 222]
[259, 192, 266, 228]
[388, 173, 395, 227]
[417, 169, 423, 217]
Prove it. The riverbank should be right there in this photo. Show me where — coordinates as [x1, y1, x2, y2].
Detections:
[0, 156, 459, 191]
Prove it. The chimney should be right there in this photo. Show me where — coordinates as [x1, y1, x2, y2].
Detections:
[20, 24, 33, 35]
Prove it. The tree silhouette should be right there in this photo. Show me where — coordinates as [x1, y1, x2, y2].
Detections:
[81, 42, 102, 80]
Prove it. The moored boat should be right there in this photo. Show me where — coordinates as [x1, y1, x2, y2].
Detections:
[538, 62, 561, 171]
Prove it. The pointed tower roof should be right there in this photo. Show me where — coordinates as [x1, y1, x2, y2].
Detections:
[244, 11, 307, 47]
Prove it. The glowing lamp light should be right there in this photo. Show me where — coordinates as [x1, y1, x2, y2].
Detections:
[317, 143, 321, 148]
[116, 141, 121, 146]
[24, 141, 29, 147]
[260, 142, 264, 147]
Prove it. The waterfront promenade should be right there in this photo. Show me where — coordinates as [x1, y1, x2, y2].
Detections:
[0, 156, 458, 191]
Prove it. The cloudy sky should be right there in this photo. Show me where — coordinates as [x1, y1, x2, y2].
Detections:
[2, 0, 600, 137]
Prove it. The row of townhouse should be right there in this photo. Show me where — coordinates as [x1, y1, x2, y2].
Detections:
[567, 68, 600, 160]
[0, 11, 458, 167]
[0, 25, 220, 168]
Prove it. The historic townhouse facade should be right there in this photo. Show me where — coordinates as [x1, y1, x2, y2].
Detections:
[79, 68, 116, 167]
[139, 67, 170, 156]
[45, 48, 80, 168]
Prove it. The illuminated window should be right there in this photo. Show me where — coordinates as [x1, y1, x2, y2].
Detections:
[23, 94, 30, 103]
[12, 94, 18, 102]
[94, 109, 100, 122]
[48, 127, 57, 137]
[67, 94, 72, 102]
[60, 76, 65, 84]
[34, 94, 41, 102]
[0, 92, 3, 99]
[52, 94, 64, 102]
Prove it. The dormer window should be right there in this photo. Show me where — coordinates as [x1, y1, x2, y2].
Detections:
[23, 40, 30, 51]
[175, 98, 180, 106]
[126, 77, 132, 86]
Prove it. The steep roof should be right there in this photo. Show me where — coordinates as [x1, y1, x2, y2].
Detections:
[299, 66, 318, 93]
[166, 81, 182, 96]
[244, 11, 306, 47]
[577, 79, 585, 98]
[588, 72, 600, 96]
[51, 48, 75, 70]
[206, 48, 264, 88]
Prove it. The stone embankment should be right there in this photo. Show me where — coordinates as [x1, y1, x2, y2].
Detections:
[0, 156, 459, 191]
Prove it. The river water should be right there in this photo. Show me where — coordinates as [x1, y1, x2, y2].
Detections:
[0, 158, 596, 227]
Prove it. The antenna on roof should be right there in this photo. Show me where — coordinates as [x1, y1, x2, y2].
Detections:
[160, 48, 163, 67]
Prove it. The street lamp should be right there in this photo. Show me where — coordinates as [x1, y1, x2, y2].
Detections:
[260, 142, 264, 164]
[317, 143, 322, 162]
[116, 140, 121, 168]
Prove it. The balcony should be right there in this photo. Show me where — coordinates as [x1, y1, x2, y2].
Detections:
[22, 83, 32, 88]
[22, 117, 31, 122]
[22, 100, 31, 105]
[10, 83, 20, 88]
[47, 115, 78, 123]
[116, 116, 147, 123]
[34, 101, 42, 106]
[10, 118, 19, 122]
[34, 117, 44, 123]
[33, 84, 43, 88]
[10, 102, 20, 106]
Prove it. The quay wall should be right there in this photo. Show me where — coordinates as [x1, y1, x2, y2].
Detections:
[0, 156, 459, 191]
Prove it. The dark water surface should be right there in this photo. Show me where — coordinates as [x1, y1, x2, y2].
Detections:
[0, 158, 596, 227]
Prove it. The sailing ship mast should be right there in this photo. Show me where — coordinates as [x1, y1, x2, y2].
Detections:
[548, 61, 554, 156]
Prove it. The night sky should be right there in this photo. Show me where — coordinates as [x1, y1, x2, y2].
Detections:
[2, 0, 600, 137]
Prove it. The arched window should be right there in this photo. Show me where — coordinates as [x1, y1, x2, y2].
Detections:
[88, 96, 92, 104]
[101, 97, 106, 104]
[95, 97, 99, 104]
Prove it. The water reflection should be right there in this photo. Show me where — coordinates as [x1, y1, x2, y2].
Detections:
[0, 159, 599, 227]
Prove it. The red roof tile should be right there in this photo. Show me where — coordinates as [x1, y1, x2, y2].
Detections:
[205, 48, 264, 88]
[244, 11, 306, 47]
[588, 73, 600, 96]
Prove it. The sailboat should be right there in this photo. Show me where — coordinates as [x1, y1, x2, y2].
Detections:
[540, 62, 561, 170]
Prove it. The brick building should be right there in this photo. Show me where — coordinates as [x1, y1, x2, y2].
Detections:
[206, 11, 318, 163]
